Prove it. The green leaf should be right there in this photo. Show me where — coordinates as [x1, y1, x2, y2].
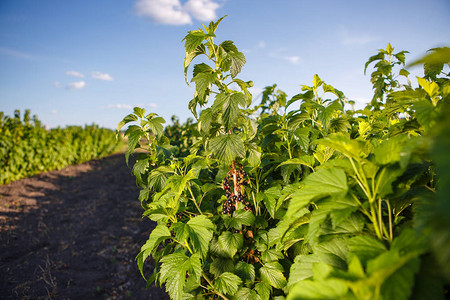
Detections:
[233, 288, 261, 300]
[207, 15, 227, 34]
[209, 134, 245, 165]
[117, 113, 138, 131]
[259, 262, 287, 289]
[312, 74, 323, 88]
[220, 40, 246, 78]
[233, 78, 253, 106]
[279, 168, 348, 238]
[235, 261, 256, 285]
[193, 62, 214, 77]
[133, 107, 145, 118]
[348, 235, 387, 266]
[366, 250, 421, 300]
[315, 133, 367, 160]
[191, 72, 216, 104]
[287, 278, 348, 300]
[288, 254, 320, 289]
[254, 282, 272, 300]
[412, 98, 438, 130]
[408, 46, 450, 67]
[215, 272, 242, 296]
[259, 185, 281, 219]
[212, 92, 246, 130]
[124, 125, 144, 165]
[186, 215, 215, 257]
[183, 29, 208, 53]
[210, 258, 234, 276]
[147, 116, 165, 138]
[261, 249, 284, 263]
[137, 224, 172, 279]
[160, 252, 202, 300]
[228, 51, 246, 78]
[312, 237, 349, 270]
[198, 107, 215, 133]
[218, 231, 243, 258]
[184, 43, 206, 84]
[224, 209, 256, 230]
[373, 135, 405, 165]
[278, 156, 315, 171]
[148, 166, 174, 192]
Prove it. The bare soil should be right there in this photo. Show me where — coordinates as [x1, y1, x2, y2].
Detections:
[0, 153, 169, 299]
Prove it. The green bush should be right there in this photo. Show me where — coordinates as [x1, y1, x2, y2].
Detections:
[0, 110, 122, 184]
[119, 17, 450, 300]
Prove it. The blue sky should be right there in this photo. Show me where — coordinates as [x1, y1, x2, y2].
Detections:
[0, 0, 449, 129]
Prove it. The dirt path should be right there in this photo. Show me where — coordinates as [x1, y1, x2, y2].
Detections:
[0, 153, 169, 299]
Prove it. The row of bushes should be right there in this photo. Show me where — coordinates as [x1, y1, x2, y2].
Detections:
[0, 109, 122, 184]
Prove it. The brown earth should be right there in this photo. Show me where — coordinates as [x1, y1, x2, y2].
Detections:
[0, 153, 169, 299]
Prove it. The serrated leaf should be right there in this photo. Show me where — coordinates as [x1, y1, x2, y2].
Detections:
[186, 215, 215, 257]
[209, 134, 245, 165]
[412, 98, 438, 130]
[233, 78, 253, 106]
[288, 254, 320, 289]
[124, 125, 144, 165]
[218, 231, 243, 258]
[235, 261, 255, 284]
[286, 278, 348, 300]
[408, 46, 450, 67]
[193, 62, 213, 78]
[160, 252, 202, 300]
[117, 113, 138, 131]
[233, 288, 261, 300]
[228, 51, 246, 78]
[191, 72, 216, 104]
[312, 237, 349, 270]
[147, 116, 165, 138]
[278, 168, 348, 238]
[315, 133, 367, 160]
[254, 282, 272, 300]
[210, 258, 234, 276]
[259, 185, 281, 218]
[133, 107, 145, 118]
[215, 272, 242, 295]
[259, 262, 287, 289]
[184, 43, 206, 84]
[137, 224, 172, 279]
[148, 166, 173, 192]
[224, 209, 256, 230]
[184, 29, 208, 53]
[278, 156, 315, 171]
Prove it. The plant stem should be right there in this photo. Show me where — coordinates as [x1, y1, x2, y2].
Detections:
[184, 239, 194, 254]
[202, 274, 228, 300]
[187, 184, 203, 215]
[386, 199, 393, 241]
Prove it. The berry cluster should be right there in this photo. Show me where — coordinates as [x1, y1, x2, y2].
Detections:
[222, 162, 252, 214]
[243, 249, 261, 264]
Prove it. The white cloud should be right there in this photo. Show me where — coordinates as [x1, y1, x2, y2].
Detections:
[184, 0, 220, 22]
[0, 46, 34, 59]
[134, 0, 220, 25]
[105, 104, 133, 109]
[91, 71, 113, 81]
[257, 40, 266, 48]
[101, 103, 159, 109]
[338, 27, 378, 46]
[51, 109, 58, 114]
[66, 81, 86, 90]
[66, 70, 84, 78]
[53, 81, 63, 88]
[284, 55, 301, 65]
